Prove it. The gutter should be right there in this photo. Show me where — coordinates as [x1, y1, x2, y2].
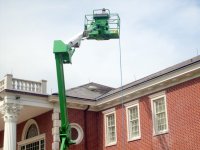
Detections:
[84, 105, 90, 150]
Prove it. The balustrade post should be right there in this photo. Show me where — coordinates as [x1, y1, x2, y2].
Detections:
[4, 74, 13, 89]
[41, 80, 47, 94]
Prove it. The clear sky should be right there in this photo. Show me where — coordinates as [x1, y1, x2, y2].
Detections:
[0, 0, 200, 93]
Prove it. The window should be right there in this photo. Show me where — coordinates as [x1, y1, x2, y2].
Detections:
[151, 94, 168, 135]
[106, 113, 116, 145]
[126, 102, 141, 141]
[26, 124, 39, 139]
[20, 137, 45, 150]
[103, 108, 117, 146]
[18, 119, 45, 150]
[70, 123, 84, 145]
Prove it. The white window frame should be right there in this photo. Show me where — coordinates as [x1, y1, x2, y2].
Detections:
[18, 133, 46, 150]
[150, 92, 169, 135]
[125, 100, 141, 141]
[70, 123, 84, 145]
[103, 108, 117, 147]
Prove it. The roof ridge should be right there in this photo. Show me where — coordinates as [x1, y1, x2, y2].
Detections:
[66, 82, 93, 91]
[97, 55, 200, 99]
[67, 82, 114, 92]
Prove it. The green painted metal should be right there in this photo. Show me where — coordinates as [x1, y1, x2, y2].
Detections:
[54, 40, 75, 64]
[84, 8, 120, 40]
[54, 40, 76, 150]
[54, 53, 74, 150]
[53, 8, 120, 150]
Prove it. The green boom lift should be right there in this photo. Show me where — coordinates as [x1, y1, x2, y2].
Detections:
[53, 8, 120, 150]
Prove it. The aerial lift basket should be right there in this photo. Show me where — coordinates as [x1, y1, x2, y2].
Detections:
[84, 8, 120, 40]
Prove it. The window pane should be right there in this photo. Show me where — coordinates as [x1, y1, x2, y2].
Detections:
[155, 98, 165, 113]
[41, 139, 45, 150]
[21, 146, 25, 150]
[129, 107, 138, 121]
[106, 113, 116, 144]
[153, 97, 168, 133]
[157, 112, 166, 131]
[128, 106, 140, 139]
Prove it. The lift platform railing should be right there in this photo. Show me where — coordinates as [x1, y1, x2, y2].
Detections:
[84, 8, 120, 40]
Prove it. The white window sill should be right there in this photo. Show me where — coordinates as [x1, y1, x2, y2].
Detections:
[128, 136, 141, 142]
[153, 130, 169, 136]
[105, 142, 117, 147]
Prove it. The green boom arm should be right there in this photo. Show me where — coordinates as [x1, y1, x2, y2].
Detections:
[53, 40, 75, 150]
[53, 8, 120, 150]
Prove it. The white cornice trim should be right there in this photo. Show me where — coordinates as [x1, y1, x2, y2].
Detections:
[96, 73, 200, 111]
[97, 63, 200, 106]
[102, 108, 115, 114]
[49, 96, 95, 106]
[124, 100, 139, 107]
[1, 94, 53, 109]
[149, 91, 166, 99]
[48, 69, 200, 111]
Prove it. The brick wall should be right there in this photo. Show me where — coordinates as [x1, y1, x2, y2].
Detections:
[166, 77, 200, 149]
[0, 131, 3, 148]
[84, 111, 98, 150]
[68, 108, 98, 150]
[98, 77, 200, 150]
[68, 108, 85, 150]
[17, 110, 53, 150]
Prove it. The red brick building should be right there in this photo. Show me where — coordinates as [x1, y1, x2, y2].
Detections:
[0, 55, 200, 150]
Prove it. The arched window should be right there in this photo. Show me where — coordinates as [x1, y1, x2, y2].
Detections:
[21, 119, 40, 140]
[26, 124, 39, 139]
[18, 119, 45, 150]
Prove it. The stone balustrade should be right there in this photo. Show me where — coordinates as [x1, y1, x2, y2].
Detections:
[0, 74, 47, 94]
[0, 79, 4, 92]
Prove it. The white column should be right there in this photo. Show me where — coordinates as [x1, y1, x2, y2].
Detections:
[1, 103, 21, 150]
